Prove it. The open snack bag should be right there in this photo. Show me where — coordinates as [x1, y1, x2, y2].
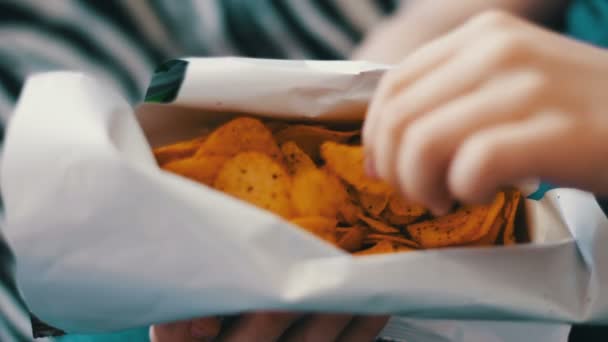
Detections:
[2, 58, 607, 341]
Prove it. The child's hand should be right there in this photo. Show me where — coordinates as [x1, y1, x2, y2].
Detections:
[363, 10, 608, 214]
[151, 313, 388, 341]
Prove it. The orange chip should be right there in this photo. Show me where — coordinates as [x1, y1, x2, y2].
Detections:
[467, 192, 506, 242]
[321, 142, 391, 195]
[195, 117, 282, 162]
[503, 190, 522, 245]
[337, 226, 366, 252]
[281, 141, 315, 176]
[162, 155, 228, 186]
[471, 216, 505, 246]
[338, 200, 363, 225]
[291, 216, 337, 244]
[407, 210, 471, 248]
[388, 194, 427, 217]
[154, 136, 207, 166]
[365, 234, 419, 249]
[358, 214, 400, 233]
[213, 152, 292, 218]
[359, 192, 389, 217]
[354, 240, 413, 256]
[265, 121, 290, 133]
[407, 192, 506, 248]
[291, 168, 349, 219]
[381, 211, 419, 226]
[274, 125, 359, 160]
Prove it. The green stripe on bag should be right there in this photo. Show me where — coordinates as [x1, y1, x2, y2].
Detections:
[145, 59, 188, 103]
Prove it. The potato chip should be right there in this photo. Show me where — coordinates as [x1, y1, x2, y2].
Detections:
[281, 141, 315, 176]
[162, 156, 228, 186]
[155, 118, 527, 255]
[338, 200, 363, 225]
[354, 240, 413, 256]
[388, 194, 427, 217]
[407, 192, 506, 248]
[154, 136, 206, 166]
[291, 168, 349, 219]
[471, 216, 505, 246]
[291, 216, 337, 244]
[195, 117, 282, 162]
[264, 121, 290, 133]
[214, 152, 292, 218]
[359, 192, 389, 217]
[467, 192, 506, 242]
[337, 226, 365, 252]
[321, 142, 392, 195]
[358, 214, 400, 233]
[503, 190, 522, 245]
[382, 211, 419, 226]
[364, 234, 419, 249]
[406, 209, 472, 248]
[274, 125, 359, 160]
[353, 240, 395, 256]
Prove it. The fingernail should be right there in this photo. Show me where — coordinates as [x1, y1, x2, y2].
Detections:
[365, 155, 378, 179]
[190, 325, 212, 340]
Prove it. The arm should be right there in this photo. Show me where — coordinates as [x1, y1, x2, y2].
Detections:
[353, 0, 571, 64]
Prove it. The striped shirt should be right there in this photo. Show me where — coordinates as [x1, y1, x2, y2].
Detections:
[0, 0, 399, 340]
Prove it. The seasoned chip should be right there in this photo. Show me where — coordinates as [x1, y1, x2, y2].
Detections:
[364, 234, 419, 249]
[195, 117, 282, 162]
[467, 192, 506, 242]
[281, 141, 315, 176]
[471, 216, 505, 246]
[214, 152, 292, 218]
[359, 192, 389, 217]
[155, 118, 526, 255]
[162, 156, 228, 186]
[154, 136, 207, 166]
[265, 121, 290, 133]
[406, 209, 471, 248]
[337, 226, 366, 252]
[354, 240, 413, 256]
[382, 211, 419, 226]
[321, 142, 391, 195]
[291, 168, 349, 219]
[388, 194, 427, 217]
[338, 200, 363, 225]
[503, 190, 522, 245]
[275, 125, 359, 160]
[358, 214, 400, 233]
[291, 216, 337, 244]
[407, 192, 506, 248]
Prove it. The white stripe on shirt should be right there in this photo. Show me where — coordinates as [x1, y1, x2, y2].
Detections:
[286, 0, 355, 56]
[190, 0, 241, 56]
[20, 0, 155, 92]
[120, 0, 183, 57]
[255, 1, 310, 59]
[0, 27, 126, 98]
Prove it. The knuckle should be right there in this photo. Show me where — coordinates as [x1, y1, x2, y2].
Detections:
[520, 70, 549, 97]
[469, 10, 515, 29]
[483, 31, 527, 65]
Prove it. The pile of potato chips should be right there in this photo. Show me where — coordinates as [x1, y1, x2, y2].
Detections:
[155, 117, 526, 255]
